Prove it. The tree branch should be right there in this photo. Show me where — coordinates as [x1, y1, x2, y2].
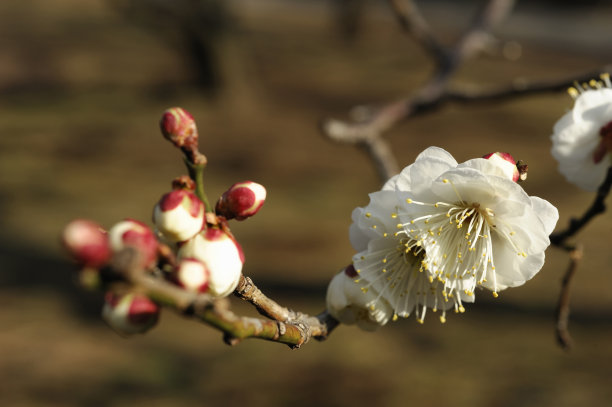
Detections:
[110, 249, 335, 348]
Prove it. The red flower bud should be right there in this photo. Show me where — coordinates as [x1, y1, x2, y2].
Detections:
[153, 190, 204, 243]
[108, 219, 158, 268]
[178, 228, 244, 297]
[216, 181, 266, 221]
[159, 107, 198, 149]
[482, 152, 520, 182]
[170, 258, 210, 293]
[62, 219, 111, 267]
[102, 292, 160, 336]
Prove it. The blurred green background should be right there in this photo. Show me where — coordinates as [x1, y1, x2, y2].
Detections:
[1, 0, 611, 406]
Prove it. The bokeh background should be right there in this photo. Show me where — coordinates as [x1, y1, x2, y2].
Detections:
[1, 0, 611, 406]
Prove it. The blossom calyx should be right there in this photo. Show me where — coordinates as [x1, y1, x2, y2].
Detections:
[482, 152, 520, 182]
[62, 219, 111, 268]
[153, 189, 205, 242]
[108, 219, 158, 269]
[160, 107, 198, 149]
[216, 181, 266, 221]
[102, 291, 160, 336]
[171, 258, 210, 293]
[177, 228, 244, 297]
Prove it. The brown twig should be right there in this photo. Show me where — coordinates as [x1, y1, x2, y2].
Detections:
[550, 167, 612, 247]
[555, 245, 582, 351]
[111, 249, 334, 348]
[321, 0, 516, 183]
[387, 0, 445, 63]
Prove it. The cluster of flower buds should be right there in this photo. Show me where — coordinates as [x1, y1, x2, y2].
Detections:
[63, 106, 268, 337]
[63, 217, 162, 335]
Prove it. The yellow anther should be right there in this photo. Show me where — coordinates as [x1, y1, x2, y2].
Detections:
[382, 268, 387, 273]
[510, 231, 516, 236]
[443, 179, 449, 183]
[382, 258, 387, 264]
[417, 319, 424, 324]
[369, 304, 375, 311]
[392, 314, 398, 322]
[567, 87, 579, 98]
[391, 213, 398, 218]
[354, 279, 360, 283]
[383, 233, 388, 237]
[459, 306, 465, 313]
[435, 203, 439, 208]
[492, 292, 499, 298]
[428, 276, 434, 283]
[439, 316, 446, 323]
[406, 198, 413, 203]
[590, 79, 598, 88]
[372, 225, 377, 229]
[360, 287, 368, 293]
[365, 212, 371, 218]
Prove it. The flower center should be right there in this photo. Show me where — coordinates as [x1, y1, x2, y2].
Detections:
[352, 222, 454, 324]
[399, 193, 526, 299]
[594, 120, 612, 163]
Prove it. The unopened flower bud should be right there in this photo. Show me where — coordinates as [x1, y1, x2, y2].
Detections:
[160, 107, 198, 149]
[62, 219, 111, 267]
[216, 181, 266, 221]
[108, 219, 158, 268]
[171, 258, 210, 293]
[483, 152, 520, 182]
[153, 190, 204, 242]
[177, 229, 244, 297]
[102, 291, 160, 336]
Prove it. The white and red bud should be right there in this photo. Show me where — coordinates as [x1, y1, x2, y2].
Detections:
[160, 107, 198, 149]
[171, 258, 210, 293]
[153, 189, 204, 243]
[102, 291, 160, 336]
[177, 229, 244, 297]
[62, 219, 111, 268]
[216, 181, 266, 221]
[483, 152, 520, 182]
[108, 219, 158, 268]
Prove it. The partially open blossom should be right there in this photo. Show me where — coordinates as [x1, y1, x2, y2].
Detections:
[216, 181, 266, 220]
[326, 265, 393, 331]
[551, 74, 612, 191]
[102, 291, 160, 336]
[153, 189, 204, 242]
[483, 152, 520, 182]
[160, 107, 198, 149]
[350, 147, 558, 323]
[177, 228, 244, 297]
[171, 258, 210, 293]
[62, 219, 111, 267]
[108, 219, 158, 268]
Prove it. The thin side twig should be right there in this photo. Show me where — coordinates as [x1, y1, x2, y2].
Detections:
[387, 0, 446, 63]
[555, 245, 582, 351]
[550, 167, 612, 247]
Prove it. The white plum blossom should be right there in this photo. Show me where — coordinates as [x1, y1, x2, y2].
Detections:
[350, 147, 558, 324]
[551, 74, 612, 191]
[326, 265, 393, 331]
